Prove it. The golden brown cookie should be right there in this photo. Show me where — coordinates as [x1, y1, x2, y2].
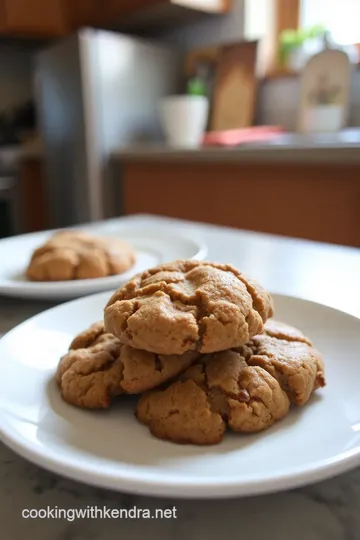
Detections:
[27, 231, 135, 281]
[104, 260, 274, 355]
[136, 321, 326, 445]
[238, 320, 326, 406]
[69, 321, 105, 350]
[136, 349, 290, 445]
[56, 323, 199, 409]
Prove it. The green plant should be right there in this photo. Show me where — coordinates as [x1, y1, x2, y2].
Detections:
[187, 77, 207, 96]
[187, 78, 206, 96]
[187, 62, 209, 97]
[307, 25, 327, 39]
[278, 25, 327, 66]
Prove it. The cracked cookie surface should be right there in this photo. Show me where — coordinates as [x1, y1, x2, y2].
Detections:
[238, 320, 326, 405]
[104, 260, 274, 355]
[136, 349, 290, 445]
[56, 323, 198, 409]
[27, 231, 135, 281]
[136, 321, 326, 445]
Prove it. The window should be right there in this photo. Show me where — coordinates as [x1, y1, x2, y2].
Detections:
[244, 0, 272, 41]
[301, 0, 360, 46]
[244, 0, 360, 75]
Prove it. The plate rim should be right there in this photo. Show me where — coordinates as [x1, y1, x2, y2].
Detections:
[1, 292, 360, 499]
[2, 423, 360, 499]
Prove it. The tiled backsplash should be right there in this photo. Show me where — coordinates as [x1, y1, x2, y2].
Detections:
[257, 70, 360, 130]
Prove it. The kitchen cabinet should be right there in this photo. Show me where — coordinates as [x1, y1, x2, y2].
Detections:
[65, 0, 97, 30]
[20, 158, 48, 233]
[0, 0, 67, 37]
[120, 160, 360, 248]
[98, 0, 229, 19]
[0, 0, 231, 38]
[0, 2, 6, 33]
[83, 0, 232, 31]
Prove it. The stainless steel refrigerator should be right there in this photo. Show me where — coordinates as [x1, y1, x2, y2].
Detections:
[35, 29, 181, 228]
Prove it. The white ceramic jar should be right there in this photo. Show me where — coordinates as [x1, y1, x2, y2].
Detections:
[303, 104, 344, 133]
[159, 95, 209, 148]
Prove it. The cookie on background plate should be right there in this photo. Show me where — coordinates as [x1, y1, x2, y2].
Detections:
[56, 323, 199, 409]
[104, 260, 274, 355]
[27, 231, 135, 281]
[136, 321, 326, 446]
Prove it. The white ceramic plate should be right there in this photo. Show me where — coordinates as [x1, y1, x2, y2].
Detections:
[0, 223, 207, 300]
[0, 292, 359, 499]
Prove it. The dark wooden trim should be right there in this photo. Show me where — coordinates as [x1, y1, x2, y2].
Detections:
[20, 159, 48, 233]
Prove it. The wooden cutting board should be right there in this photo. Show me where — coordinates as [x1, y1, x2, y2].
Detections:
[210, 41, 258, 131]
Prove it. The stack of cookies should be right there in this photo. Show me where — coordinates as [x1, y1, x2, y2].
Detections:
[56, 260, 326, 446]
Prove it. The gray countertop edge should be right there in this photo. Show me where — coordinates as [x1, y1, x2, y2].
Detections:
[2, 141, 360, 165]
[112, 145, 360, 165]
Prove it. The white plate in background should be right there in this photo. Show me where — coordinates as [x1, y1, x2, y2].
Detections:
[0, 292, 359, 498]
[0, 224, 207, 299]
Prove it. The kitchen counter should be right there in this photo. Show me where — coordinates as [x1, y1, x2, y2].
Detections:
[0, 139, 43, 167]
[113, 130, 360, 164]
[1, 214, 360, 540]
[0, 139, 47, 234]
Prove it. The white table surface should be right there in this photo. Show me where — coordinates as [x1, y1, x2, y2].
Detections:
[1, 214, 360, 540]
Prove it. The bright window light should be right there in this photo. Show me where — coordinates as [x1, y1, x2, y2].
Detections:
[301, 0, 360, 45]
